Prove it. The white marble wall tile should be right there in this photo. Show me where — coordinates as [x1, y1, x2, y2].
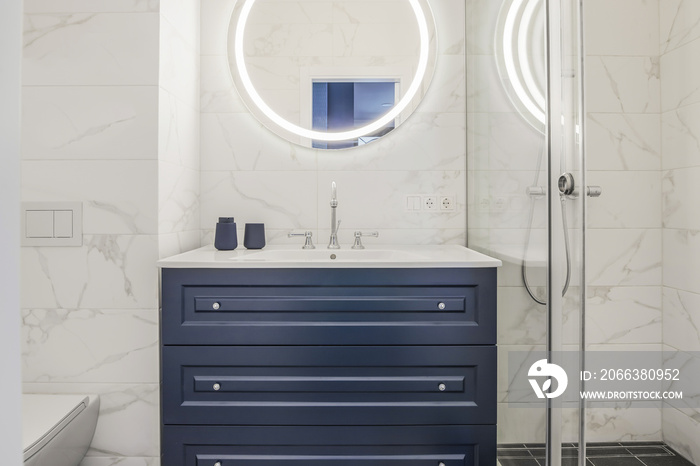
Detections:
[663, 229, 700, 294]
[316, 113, 465, 172]
[200, 0, 234, 57]
[587, 229, 662, 286]
[660, 0, 700, 54]
[200, 171, 318, 231]
[23, 13, 159, 86]
[662, 104, 700, 170]
[662, 349, 700, 417]
[201, 113, 317, 171]
[415, 55, 465, 114]
[465, 0, 501, 56]
[466, 113, 489, 172]
[469, 170, 547, 230]
[158, 230, 201, 259]
[332, 23, 418, 58]
[662, 404, 700, 464]
[159, 20, 199, 110]
[586, 286, 662, 345]
[498, 287, 546, 346]
[466, 55, 516, 114]
[586, 407, 662, 442]
[584, 0, 660, 57]
[247, 23, 333, 57]
[663, 287, 700, 352]
[160, 0, 199, 49]
[331, 1, 412, 26]
[316, 171, 465, 231]
[429, 0, 464, 56]
[23, 382, 160, 459]
[663, 167, 700, 230]
[21, 160, 158, 235]
[497, 344, 547, 404]
[660, 37, 700, 112]
[585, 56, 660, 114]
[159, 162, 200, 234]
[158, 90, 200, 170]
[586, 113, 661, 171]
[486, 113, 546, 171]
[200, 55, 248, 114]
[80, 458, 159, 466]
[247, 1, 332, 25]
[314, 228, 467, 248]
[21, 235, 159, 310]
[497, 403, 546, 444]
[587, 171, 661, 229]
[21, 309, 158, 383]
[22, 86, 159, 160]
[23, 0, 159, 13]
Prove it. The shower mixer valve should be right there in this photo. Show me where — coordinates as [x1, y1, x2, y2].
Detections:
[526, 174, 602, 199]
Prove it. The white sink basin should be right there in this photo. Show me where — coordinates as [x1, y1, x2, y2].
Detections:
[232, 248, 425, 262]
[158, 245, 502, 268]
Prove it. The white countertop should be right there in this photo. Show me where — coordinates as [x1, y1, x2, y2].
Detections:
[158, 244, 502, 269]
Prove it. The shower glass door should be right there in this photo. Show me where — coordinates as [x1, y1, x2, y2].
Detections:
[466, 0, 586, 462]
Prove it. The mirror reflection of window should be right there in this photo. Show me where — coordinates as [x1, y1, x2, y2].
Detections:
[312, 81, 396, 149]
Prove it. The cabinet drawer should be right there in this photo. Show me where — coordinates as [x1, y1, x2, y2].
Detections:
[162, 426, 496, 466]
[161, 268, 496, 345]
[162, 346, 496, 426]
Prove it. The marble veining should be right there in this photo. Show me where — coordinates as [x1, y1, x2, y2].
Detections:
[23, 13, 97, 48]
[661, 0, 700, 54]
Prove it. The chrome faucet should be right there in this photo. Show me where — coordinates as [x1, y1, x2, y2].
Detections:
[328, 181, 341, 249]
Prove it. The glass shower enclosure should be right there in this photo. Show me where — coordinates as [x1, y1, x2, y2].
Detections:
[467, 0, 588, 462]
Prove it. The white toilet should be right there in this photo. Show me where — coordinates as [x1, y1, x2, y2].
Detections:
[22, 394, 100, 466]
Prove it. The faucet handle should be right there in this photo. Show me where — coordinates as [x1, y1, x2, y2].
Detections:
[288, 230, 315, 249]
[352, 231, 379, 249]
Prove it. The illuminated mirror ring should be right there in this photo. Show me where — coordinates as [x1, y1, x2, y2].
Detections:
[230, 0, 434, 143]
[495, 0, 546, 133]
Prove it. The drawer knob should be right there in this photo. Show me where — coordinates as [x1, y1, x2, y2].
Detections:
[212, 302, 220, 310]
[438, 383, 446, 391]
[214, 462, 222, 466]
[213, 383, 221, 391]
[439, 463, 446, 466]
[437, 302, 446, 310]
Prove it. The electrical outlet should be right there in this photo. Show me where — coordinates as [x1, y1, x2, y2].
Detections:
[423, 195, 438, 211]
[440, 196, 455, 211]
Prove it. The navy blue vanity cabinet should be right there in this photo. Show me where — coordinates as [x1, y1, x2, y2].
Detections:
[160, 267, 497, 466]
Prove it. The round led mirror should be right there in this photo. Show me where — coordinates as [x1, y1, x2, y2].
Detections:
[227, 0, 438, 149]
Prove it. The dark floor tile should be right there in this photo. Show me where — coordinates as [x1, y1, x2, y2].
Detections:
[636, 456, 695, 466]
[588, 457, 646, 466]
[499, 443, 527, 449]
[586, 446, 632, 458]
[499, 449, 533, 458]
[626, 447, 673, 457]
[587, 447, 635, 457]
[588, 442, 623, 447]
[562, 448, 580, 458]
[529, 448, 545, 458]
[523, 443, 546, 448]
[621, 442, 666, 447]
[498, 458, 541, 466]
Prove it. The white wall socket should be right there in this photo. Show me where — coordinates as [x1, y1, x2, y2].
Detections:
[440, 196, 455, 211]
[422, 195, 438, 211]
